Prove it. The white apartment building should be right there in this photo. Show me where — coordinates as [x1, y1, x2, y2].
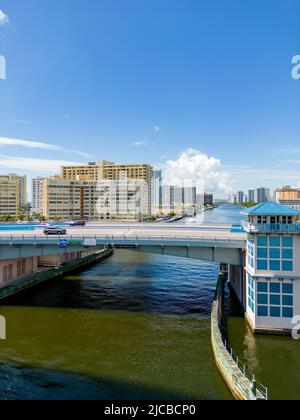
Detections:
[32, 177, 46, 213]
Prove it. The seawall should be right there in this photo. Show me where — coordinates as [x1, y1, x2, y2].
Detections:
[211, 272, 268, 400]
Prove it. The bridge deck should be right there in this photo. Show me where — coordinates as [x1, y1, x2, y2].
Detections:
[0, 225, 246, 243]
[0, 225, 246, 265]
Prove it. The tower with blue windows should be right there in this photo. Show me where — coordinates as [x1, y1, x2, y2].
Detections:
[242, 202, 300, 334]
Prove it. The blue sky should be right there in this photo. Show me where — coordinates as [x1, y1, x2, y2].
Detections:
[0, 0, 300, 197]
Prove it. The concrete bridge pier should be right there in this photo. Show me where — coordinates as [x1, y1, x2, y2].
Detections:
[0, 252, 89, 288]
[227, 263, 246, 311]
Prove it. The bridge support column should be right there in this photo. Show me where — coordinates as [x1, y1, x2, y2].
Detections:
[0, 252, 85, 287]
[228, 264, 246, 310]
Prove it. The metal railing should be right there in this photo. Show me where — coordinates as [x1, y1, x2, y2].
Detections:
[211, 275, 268, 400]
[0, 234, 246, 245]
[242, 220, 300, 234]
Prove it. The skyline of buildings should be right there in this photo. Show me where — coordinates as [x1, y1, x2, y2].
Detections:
[1, 161, 300, 220]
[230, 187, 271, 205]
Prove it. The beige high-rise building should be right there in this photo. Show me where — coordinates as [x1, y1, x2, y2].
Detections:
[61, 160, 114, 181]
[0, 174, 27, 217]
[275, 186, 300, 202]
[42, 178, 98, 220]
[61, 160, 152, 184]
[275, 186, 300, 210]
[43, 161, 152, 220]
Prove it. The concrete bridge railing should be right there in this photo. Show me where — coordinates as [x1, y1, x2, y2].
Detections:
[0, 234, 245, 245]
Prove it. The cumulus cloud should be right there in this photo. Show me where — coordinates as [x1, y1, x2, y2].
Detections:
[163, 148, 232, 193]
[0, 136, 93, 159]
[0, 10, 9, 25]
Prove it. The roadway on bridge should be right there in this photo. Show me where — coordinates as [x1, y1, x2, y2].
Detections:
[0, 223, 246, 242]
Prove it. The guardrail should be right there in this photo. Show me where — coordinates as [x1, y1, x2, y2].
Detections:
[0, 234, 246, 246]
[242, 220, 300, 234]
[211, 275, 268, 400]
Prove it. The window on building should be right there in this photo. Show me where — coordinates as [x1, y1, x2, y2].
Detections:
[256, 235, 293, 272]
[257, 306, 268, 317]
[282, 249, 293, 259]
[257, 248, 268, 259]
[282, 307, 293, 318]
[270, 283, 280, 293]
[270, 248, 280, 259]
[257, 282, 268, 293]
[282, 261, 293, 272]
[270, 307, 281, 318]
[256, 281, 294, 319]
[247, 240, 255, 268]
[282, 237, 293, 248]
[257, 236, 268, 247]
[258, 293, 268, 305]
[247, 274, 255, 313]
[282, 283, 293, 294]
[270, 236, 280, 247]
[270, 260, 281, 271]
[257, 260, 268, 270]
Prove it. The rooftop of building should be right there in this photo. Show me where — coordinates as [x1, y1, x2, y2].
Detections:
[246, 201, 300, 216]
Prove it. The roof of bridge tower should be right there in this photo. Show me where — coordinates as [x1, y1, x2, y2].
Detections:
[246, 201, 300, 216]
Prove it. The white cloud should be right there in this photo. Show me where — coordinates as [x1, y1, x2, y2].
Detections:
[14, 120, 32, 125]
[163, 148, 232, 193]
[0, 10, 9, 26]
[273, 148, 300, 156]
[0, 136, 93, 159]
[0, 154, 83, 174]
[131, 140, 148, 147]
[154, 126, 160, 133]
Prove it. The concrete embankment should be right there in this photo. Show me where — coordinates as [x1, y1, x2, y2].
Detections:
[0, 248, 113, 302]
[211, 273, 268, 400]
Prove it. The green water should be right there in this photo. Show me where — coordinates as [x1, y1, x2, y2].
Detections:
[226, 302, 300, 400]
[0, 249, 231, 400]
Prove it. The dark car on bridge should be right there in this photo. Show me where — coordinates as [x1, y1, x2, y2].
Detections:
[43, 227, 67, 235]
[69, 221, 86, 226]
